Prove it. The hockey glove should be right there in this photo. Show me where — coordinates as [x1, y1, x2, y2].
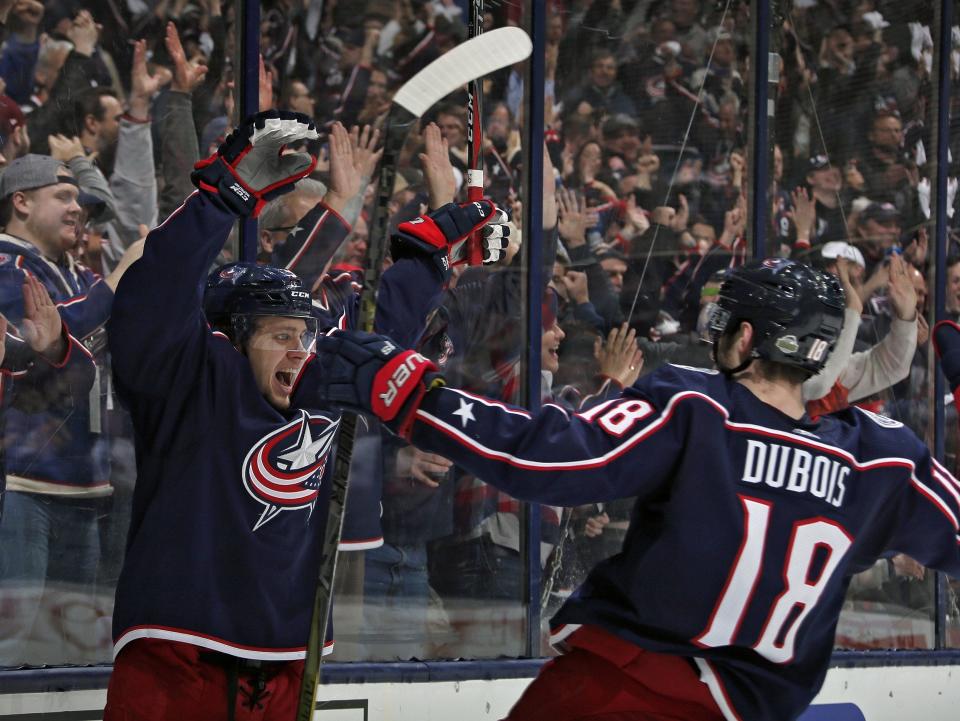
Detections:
[313, 329, 445, 438]
[934, 320, 960, 391]
[191, 110, 319, 218]
[391, 201, 510, 279]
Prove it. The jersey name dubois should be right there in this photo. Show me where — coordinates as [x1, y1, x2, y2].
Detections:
[740, 438, 849, 508]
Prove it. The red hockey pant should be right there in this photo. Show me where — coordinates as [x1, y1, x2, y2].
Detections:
[103, 638, 305, 721]
[505, 626, 726, 721]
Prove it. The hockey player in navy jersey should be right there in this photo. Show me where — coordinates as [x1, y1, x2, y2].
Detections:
[311, 256, 960, 721]
[102, 111, 504, 720]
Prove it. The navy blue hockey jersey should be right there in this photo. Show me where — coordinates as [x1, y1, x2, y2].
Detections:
[405, 364, 960, 721]
[108, 192, 341, 659]
[109, 190, 447, 661]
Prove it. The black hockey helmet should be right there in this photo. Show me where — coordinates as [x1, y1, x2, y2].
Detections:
[708, 258, 845, 374]
[203, 262, 316, 347]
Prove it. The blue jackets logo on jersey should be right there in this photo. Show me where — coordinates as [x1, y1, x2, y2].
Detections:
[242, 410, 340, 530]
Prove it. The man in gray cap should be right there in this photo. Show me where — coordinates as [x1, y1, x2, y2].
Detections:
[0, 153, 143, 664]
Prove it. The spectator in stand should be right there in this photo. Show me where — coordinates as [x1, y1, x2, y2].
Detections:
[257, 178, 328, 265]
[814, 24, 882, 164]
[853, 201, 902, 279]
[0, 94, 28, 167]
[946, 256, 960, 322]
[434, 103, 468, 182]
[0, 0, 44, 105]
[688, 28, 743, 114]
[280, 78, 317, 118]
[598, 114, 653, 196]
[62, 87, 122, 173]
[799, 155, 849, 246]
[27, 9, 116, 154]
[617, 16, 679, 113]
[333, 215, 370, 271]
[314, 25, 366, 121]
[852, 110, 920, 222]
[483, 101, 520, 208]
[562, 49, 637, 120]
[599, 250, 627, 299]
[554, 188, 623, 333]
[355, 64, 392, 128]
[691, 95, 743, 227]
[332, 25, 385, 129]
[554, 0, 624, 92]
[667, 0, 708, 65]
[0, 275, 96, 523]
[566, 140, 617, 217]
[806, 250, 919, 420]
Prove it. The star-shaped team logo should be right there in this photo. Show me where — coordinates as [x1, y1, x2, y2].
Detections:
[277, 413, 336, 472]
[452, 397, 476, 429]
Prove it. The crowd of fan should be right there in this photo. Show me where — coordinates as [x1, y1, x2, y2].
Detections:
[0, 0, 954, 666]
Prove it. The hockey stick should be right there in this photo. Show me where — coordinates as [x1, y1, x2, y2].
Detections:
[465, 0, 485, 265]
[296, 26, 533, 721]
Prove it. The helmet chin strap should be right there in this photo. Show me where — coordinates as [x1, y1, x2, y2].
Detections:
[712, 340, 755, 377]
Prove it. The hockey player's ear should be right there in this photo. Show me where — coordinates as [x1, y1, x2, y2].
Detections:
[260, 229, 276, 254]
[718, 321, 753, 362]
[734, 321, 755, 359]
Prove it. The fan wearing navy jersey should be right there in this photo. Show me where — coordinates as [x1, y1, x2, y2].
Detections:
[311, 257, 960, 721]
[0, 274, 97, 520]
[102, 111, 503, 721]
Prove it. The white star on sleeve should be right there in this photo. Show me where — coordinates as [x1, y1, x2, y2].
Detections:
[452, 397, 476, 428]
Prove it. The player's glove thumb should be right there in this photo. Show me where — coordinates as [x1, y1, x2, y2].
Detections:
[313, 329, 445, 438]
[934, 320, 960, 391]
[391, 200, 505, 280]
[191, 110, 319, 218]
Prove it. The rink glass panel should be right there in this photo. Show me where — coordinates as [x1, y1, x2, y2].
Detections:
[534, 0, 758, 654]
[320, 2, 537, 662]
[772, 0, 941, 650]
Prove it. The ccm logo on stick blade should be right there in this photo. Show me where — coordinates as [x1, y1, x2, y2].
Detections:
[373, 351, 431, 420]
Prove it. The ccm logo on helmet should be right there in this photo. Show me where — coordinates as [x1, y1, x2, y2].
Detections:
[290, 290, 309, 299]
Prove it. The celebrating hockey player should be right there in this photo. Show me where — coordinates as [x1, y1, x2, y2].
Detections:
[310, 257, 960, 721]
[102, 111, 506, 719]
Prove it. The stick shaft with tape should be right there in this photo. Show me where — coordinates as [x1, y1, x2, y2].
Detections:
[466, 0, 485, 265]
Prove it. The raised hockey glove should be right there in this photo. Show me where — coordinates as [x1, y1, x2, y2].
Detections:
[314, 329, 445, 438]
[191, 110, 319, 218]
[391, 200, 510, 279]
[934, 320, 960, 391]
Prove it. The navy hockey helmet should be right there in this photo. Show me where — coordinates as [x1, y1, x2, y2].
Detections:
[203, 262, 316, 347]
[708, 258, 845, 374]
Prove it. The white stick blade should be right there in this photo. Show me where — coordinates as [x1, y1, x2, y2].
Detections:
[393, 27, 533, 118]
